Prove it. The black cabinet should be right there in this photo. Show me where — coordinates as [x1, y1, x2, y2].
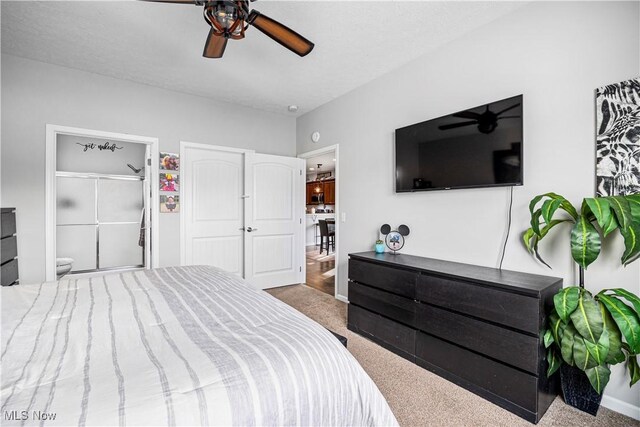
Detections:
[1, 208, 18, 286]
[347, 251, 562, 424]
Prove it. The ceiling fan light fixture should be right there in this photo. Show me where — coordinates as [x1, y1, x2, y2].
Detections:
[214, 3, 238, 29]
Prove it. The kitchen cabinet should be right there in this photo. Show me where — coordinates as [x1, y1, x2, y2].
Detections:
[306, 182, 316, 205]
[306, 180, 332, 205]
[323, 180, 335, 205]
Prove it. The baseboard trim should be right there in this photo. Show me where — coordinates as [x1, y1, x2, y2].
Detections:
[336, 294, 349, 303]
[601, 394, 640, 420]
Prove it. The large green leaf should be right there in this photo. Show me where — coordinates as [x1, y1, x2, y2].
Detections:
[553, 287, 581, 322]
[606, 195, 632, 230]
[626, 194, 640, 219]
[523, 231, 551, 268]
[547, 348, 561, 377]
[602, 212, 619, 237]
[533, 220, 572, 268]
[542, 199, 563, 224]
[573, 336, 599, 370]
[549, 310, 566, 344]
[570, 216, 601, 269]
[601, 304, 625, 364]
[584, 198, 612, 231]
[531, 208, 543, 236]
[570, 290, 603, 343]
[628, 355, 640, 387]
[561, 323, 577, 366]
[523, 228, 536, 253]
[598, 294, 640, 354]
[529, 193, 578, 222]
[549, 193, 579, 220]
[543, 329, 554, 348]
[585, 365, 611, 394]
[584, 328, 610, 365]
[619, 220, 640, 266]
[606, 288, 640, 315]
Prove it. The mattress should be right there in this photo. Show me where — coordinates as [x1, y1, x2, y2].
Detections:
[1, 266, 397, 426]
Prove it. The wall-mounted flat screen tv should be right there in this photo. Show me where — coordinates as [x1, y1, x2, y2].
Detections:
[395, 95, 523, 192]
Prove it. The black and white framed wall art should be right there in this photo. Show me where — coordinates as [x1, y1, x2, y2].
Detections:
[596, 77, 640, 196]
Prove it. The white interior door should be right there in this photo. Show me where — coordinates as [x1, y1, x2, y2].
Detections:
[243, 153, 305, 289]
[182, 145, 245, 276]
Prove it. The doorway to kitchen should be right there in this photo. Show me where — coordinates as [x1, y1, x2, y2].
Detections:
[298, 145, 339, 298]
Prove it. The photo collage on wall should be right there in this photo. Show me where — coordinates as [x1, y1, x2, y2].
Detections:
[159, 152, 180, 213]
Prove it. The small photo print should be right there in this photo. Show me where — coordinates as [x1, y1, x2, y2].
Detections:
[160, 152, 179, 171]
[159, 173, 179, 192]
[160, 195, 179, 213]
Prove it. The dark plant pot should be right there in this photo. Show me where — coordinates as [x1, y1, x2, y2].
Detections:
[560, 364, 602, 416]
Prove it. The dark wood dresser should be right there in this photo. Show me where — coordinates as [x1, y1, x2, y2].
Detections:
[1, 208, 19, 286]
[347, 251, 562, 423]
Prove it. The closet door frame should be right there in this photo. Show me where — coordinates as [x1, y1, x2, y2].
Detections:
[45, 124, 159, 282]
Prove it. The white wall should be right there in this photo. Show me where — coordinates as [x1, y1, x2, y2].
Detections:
[1, 54, 296, 283]
[296, 1, 640, 416]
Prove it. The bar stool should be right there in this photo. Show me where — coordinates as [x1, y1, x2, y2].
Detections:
[318, 220, 335, 255]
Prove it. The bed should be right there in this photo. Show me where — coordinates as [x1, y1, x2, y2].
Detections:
[1, 265, 397, 426]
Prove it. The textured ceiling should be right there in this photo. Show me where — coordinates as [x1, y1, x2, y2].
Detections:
[1, 1, 527, 116]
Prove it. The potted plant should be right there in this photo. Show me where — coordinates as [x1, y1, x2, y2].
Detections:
[524, 192, 640, 415]
[375, 239, 385, 254]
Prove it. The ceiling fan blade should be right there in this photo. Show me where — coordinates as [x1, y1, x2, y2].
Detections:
[497, 115, 521, 120]
[452, 111, 482, 120]
[438, 120, 478, 130]
[247, 10, 314, 57]
[203, 30, 228, 58]
[496, 103, 521, 116]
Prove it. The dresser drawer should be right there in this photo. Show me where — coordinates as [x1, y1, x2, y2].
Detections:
[1, 258, 18, 286]
[1, 236, 17, 265]
[416, 332, 538, 415]
[349, 258, 416, 298]
[348, 304, 415, 360]
[417, 274, 540, 334]
[349, 281, 416, 327]
[416, 303, 539, 374]
[1, 212, 16, 239]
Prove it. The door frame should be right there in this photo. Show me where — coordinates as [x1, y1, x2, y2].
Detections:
[298, 144, 344, 302]
[179, 141, 255, 267]
[45, 124, 159, 282]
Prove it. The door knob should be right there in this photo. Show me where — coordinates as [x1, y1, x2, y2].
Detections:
[246, 226, 258, 232]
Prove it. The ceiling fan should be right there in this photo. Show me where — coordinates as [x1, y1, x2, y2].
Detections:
[438, 102, 521, 134]
[145, 0, 314, 59]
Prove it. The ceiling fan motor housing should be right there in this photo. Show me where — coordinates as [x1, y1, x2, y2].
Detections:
[204, 1, 248, 39]
[149, 0, 314, 59]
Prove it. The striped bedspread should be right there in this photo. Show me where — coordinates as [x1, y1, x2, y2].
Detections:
[1, 266, 397, 426]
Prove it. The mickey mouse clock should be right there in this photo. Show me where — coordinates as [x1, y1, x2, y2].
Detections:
[380, 224, 410, 254]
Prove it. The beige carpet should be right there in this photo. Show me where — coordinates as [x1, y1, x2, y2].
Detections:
[266, 284, 637, 427]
